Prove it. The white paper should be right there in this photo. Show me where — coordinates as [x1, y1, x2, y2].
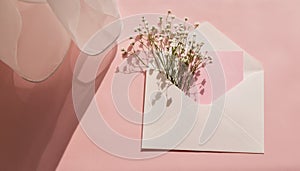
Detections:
[141, 22, 264, 153]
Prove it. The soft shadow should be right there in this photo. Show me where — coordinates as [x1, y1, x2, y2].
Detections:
[117, 56, 174, 108]
[0, 42, 117, 171]
[140, 148, 264, 155]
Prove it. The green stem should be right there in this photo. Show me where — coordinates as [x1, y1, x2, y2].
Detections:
[132, 53, 147, 66]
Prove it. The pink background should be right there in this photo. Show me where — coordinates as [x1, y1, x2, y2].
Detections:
[59, 0, 300, 170]
[1, 0, 300, 170]
[198, 51, 244, 104]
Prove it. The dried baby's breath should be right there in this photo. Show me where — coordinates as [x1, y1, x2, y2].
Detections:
[122, 11, 212, 94]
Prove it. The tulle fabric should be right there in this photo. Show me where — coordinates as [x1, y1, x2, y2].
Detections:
[0, 0, 120, 82]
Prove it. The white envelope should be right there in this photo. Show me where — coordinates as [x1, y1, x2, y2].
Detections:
[141, 22, 264, 153]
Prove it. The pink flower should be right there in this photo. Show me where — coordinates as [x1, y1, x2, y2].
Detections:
[135, 34, 142, 41]
[122, 51, 128, 58]
[127, 44, 134, 52]
[163, 37, 169, 45]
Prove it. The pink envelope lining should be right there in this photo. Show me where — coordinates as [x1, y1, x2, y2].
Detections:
[191, 51, 244, 104]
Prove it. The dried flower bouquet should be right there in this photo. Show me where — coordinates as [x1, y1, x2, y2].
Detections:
[121, 11, 212, 95]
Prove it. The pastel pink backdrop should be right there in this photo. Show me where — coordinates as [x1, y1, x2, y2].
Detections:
[0, 0, 299, 170]
[57, 0, 300, 170]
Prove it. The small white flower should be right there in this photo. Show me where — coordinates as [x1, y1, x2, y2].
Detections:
[170, 42, 177, 47]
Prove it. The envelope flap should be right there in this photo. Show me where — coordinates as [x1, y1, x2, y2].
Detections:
[197, 22, 263, 78]
[142, 69, 264, 153]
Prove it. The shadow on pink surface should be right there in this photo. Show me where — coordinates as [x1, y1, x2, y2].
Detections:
[0, 42, 117, 171]
[57, 0, 300, 170]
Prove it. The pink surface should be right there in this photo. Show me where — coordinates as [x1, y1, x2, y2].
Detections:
[0, 42, 79, 171]
[195, 51, 244, 104]
[56, 0, 300, 170]
[0, 42, 115, 170]
[1, 0, 300, 170]
[0, 1, 71, 82]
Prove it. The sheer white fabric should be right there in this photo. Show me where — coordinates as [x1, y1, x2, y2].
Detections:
[0, 0, 120, 82]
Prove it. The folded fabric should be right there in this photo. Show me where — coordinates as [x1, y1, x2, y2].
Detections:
[0, 0, 121, 82]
